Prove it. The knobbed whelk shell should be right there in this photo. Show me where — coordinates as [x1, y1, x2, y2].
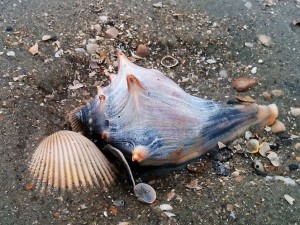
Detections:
[28, 130, 116, 191]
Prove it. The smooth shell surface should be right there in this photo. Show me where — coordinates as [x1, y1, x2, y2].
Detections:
[29, 130, 115, 191]
[75, 52, 279, 166]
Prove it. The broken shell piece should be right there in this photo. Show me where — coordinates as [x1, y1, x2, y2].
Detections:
[259, 142, 271, 157]
[245, 131, 253, 140]
[290, 107, 300, 117]
[271, 120, 286, 133]
[28, 43, 39, 55]
[253, 158, 265, 174]
[28, 131, 116, 191]
[292, 19, 300, 26]
[134, 183, 156, 204]
[161, 56, 178, 68]
[236, 95, 256, 103]
[42, 35, 52, 41]
[86, 43, 99, 55]
[106, 27, 119, 38]
[218, 142, 226, 149]
[164, 212, 176, 218]
[257, 34, 272, 47]
[159, 204, 173, 211]
[284, 194, 295, 205]
[267, 151, 280, 166]
[232, 77, 256, 92]
[246, 139, 260, 153]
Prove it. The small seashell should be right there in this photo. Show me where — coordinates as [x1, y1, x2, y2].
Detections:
[106, 27, 119, 38]
[246, 139, 260, 153]
[270, 89, 284, 96]
[233, 77, 256, 92]
[7, 51, 16, 57]
[167, 190, 175, 201]
[262, 92, 272, 100]
[93, 24, 102, 34]
[163, 212, 176, 218]
[267, 151, 280, 166]
[28, 131, 116, 191]
[86, 43, 99, 55]
[161, 55, 178, 68]
[259, 142, 271, 157]
[218, 141, 226, 149]
[271, 120, 286, 133]
[251, 67, 257, 74]
[153, 2, 163, 8]
[206, 59, 217, 64]
[134, 183, 156, 204]
[284, 194, 295, 205]
[42, 35, 52, 41]
[244, 131, 253, 140]
[136, 44, 150, 57]
[159, 204, 173, 211]
[28, 43, 39, 55]
[257, 34, 272, 47]
[290, 107, 300, 117]
[253, 158, 265, 174]
[236, 95, 256, 103]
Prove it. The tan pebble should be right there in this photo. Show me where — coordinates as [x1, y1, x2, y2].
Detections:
[233, 77, 256, 92]
[42, 35, 52, 41]
[271, 89, 284, 96]
[109, 206, 118, 215]
[136, 44, 150, 57]
[295, 143, 300, 150]
[257, 34, 272, 47]
[262, 92, 272, 100]
[106, 27, 119, 38]
[271, 120, 286, 133]
[236, 95, 256, 103]
[296, 156, 300, 161]
[28, 43, 39, 55]
[93, 24, 102, 34]
[25, 182, 33, 190]
[167, 190, 176, 201]
[53, 211, 61, 218]
[290, 107, 300, 117]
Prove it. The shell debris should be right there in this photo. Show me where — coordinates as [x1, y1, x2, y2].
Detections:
[284, 194, 295, 205]
[28, 130, 116, 191]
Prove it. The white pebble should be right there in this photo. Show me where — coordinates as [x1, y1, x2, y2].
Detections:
[159, 204, 173, 211]
[245, 42, 254, 48]
[258, 59, 263, 63]
[7, 51, 16, 57]
[206, 59, 217, 64]
[251, 67, 257, 74]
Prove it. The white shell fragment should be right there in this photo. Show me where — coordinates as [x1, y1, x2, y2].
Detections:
[28, 43, 39, 55]
[259, 142, 271, 157]
[28, 130, 116, 191]
[257, 34, 272, 47]
[134, 183, 156, 204]
[267, 151, 280, 166]
[246, 139, 260, 153]
[284, 194, 295, 205]
[164, 212, 176, 218]
[271, 120, 286, 133]
[253, 158, 265, 173]
[290, 107, 300, 117]
[159, 204, 173, 211]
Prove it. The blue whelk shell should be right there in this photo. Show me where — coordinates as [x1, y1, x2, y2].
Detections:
[28, 130, 116, 191]
[73, 52, 279, 167]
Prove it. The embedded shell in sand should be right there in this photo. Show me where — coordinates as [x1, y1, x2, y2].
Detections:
[28, 130, 116, 191]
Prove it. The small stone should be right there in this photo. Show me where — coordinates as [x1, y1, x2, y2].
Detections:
[251, 67, 257, 74]
[28, 43, 39, 55]
[245, 42, 254, 48]
[212, 161, 231, 176]
[109, 206, 118, 215]
[290, 107, 300, 117]
[271, 89, 284, 96]
[288, 164, 299, 171]
[236, 95, 256, 103]
[219, 70, 228, 78]
[112, 199, 125, 207]
[6, 26, 13, 32]
[206, 59, 217, 64]
[136, 44, 150, 57]
[267, 151, 280, 166]
[53, 211, 61, 218]
[245, 131, 253, 140]
[244, 2, 253, 9]
[86, 43, 99, 55]
[253, 158, 266, 174]
[258, 34, 272, 47]
[42, 35, 52, 41]
[258, 59, 264, 64]
[25, 182, 33, 190]
[262, 92, 272, 100]
[284, 194, 295, 205]
[271, 120, 286, 133]
[153, 2, 163, 8]
[93, 24, 102, 34]
[7, 51, 16, 57]
[106, 27, 119, 38]
[233, 77, 256, 92]
[295, 143, 300, 150]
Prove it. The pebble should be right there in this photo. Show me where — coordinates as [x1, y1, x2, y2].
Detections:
[6, 26, 13, 32]
[206, 59, 217, 64]
[244, 2, 253, 9]
[86, 43, 99, 54]
[219, 70, 228, 78]
[267, 151, 280, 166]
[271, 89, 284, 96]
[212, 161, 231, 176]
[295, 143, 300, 150]
[136, 44, 150, 57]
[262, 92, 272, 100]
[232, 77, 256, 92]
[290, 107, 300, 117]
[106, 27, 119, 38]
[258, 59, 264, 64]
[153, 2, 163, 8]
[258, 34, 272, 47]
[7, 51, 16, 57]
[251, 67, 257, 74]
[210, 149, 232, 162]
[288, 164, 299, 171]
[271, 120, 286, 133]
[42, 35, 52, 41]
[245, 42, 254, 48]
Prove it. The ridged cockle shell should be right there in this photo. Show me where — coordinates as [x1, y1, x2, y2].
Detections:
[73, 52, 278, 166]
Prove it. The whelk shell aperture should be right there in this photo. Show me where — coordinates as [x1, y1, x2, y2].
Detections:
[28, 130, 116, 191]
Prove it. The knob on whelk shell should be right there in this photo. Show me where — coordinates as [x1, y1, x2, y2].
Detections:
[28, 130, 116, 191]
